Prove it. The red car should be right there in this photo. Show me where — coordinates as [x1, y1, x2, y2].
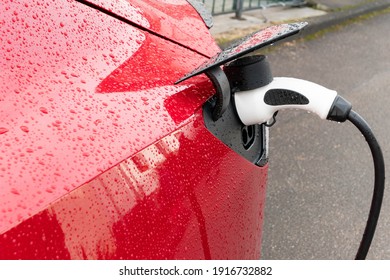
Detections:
[0, 0, 270, 259]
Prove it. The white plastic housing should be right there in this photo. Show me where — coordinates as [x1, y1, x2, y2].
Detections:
[234, 77, 338, 125]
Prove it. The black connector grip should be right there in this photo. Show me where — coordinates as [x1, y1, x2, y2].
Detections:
[327, 95, 352, 122]
[264, 89, 309, 106]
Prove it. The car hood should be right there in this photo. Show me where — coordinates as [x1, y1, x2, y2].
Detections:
[79, 0, 219, 57]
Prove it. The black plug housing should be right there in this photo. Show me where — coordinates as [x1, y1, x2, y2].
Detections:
[224, 55, 273, 91]
[327, 95, 352, 122]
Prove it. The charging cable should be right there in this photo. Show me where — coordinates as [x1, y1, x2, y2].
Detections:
[234, 75, 385, 260]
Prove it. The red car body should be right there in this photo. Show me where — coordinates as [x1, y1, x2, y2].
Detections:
[0, 0, 268, 259]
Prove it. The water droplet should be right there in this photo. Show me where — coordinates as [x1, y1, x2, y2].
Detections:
[39, 107, 48, 114]
[0, 127, 9, 135]
[11, 188, 20, 195]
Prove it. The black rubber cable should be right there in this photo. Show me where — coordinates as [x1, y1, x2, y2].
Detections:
[347, 110, 385, 260]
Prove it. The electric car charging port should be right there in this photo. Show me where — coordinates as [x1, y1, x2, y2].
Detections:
[203, 96, 268, 166]
[241, 125, 256, 150]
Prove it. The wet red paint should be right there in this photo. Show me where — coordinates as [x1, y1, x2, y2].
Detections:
[83, 0, 220, 57]
[0, 0, 268, 259]
[0, 113, 268, 259]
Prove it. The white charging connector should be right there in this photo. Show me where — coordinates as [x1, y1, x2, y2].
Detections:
[234, 77, 339, 126]
[232, 72, 384, 260]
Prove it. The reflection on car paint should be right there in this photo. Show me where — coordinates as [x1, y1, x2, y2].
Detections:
[0, 115, 268, 259]
[77, 0, 220, 57]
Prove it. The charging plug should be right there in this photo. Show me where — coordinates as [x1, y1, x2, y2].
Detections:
[228, 56, 382, 261]
[234, 77, 352, 125]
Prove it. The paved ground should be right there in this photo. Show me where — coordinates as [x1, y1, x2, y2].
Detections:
[210, 0, 390, 43]
[313, 0, 372, 10]
[259, 9, 390, 259]
[210, 5, 326, 38]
